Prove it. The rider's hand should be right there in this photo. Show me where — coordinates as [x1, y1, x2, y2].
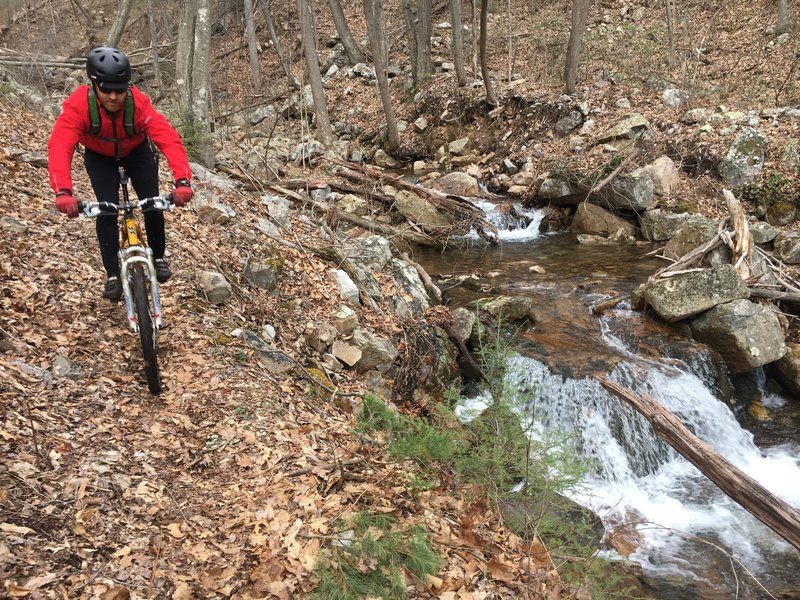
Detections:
[55, 190, 79, 218]
[172, 179, 193, 207]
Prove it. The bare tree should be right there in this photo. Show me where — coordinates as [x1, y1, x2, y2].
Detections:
[665, 0, 676, 67]
[176, 0, 214, 166]
[777, 0, 791, 34]
[479, 0, 496, 105]
[146, 0, 162, 91]
[564, 0, 590, 94]
[402, 0, 432, 84]
[297, 0, 333, 145]
[244, 0, 262, 88]
[328, 0, 366, 64]
[363, 0, 400, 149]
[105, 0, 133, 48]
[261, 0, 302, 89]
[449, 0, 467, 85]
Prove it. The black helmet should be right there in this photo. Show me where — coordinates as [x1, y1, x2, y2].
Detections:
[86, 47, 131, 90]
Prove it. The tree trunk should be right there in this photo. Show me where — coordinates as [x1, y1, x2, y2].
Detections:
[362, 0, 400, 149]
[777, 0, 791, 34]
[176, 0, 215, 166]
[401, 0, 418, 83]
[244, 0, 262, 89]
[105, 0, 133, 48]
[415, 0, 433, 81]
[328, 0, 366, 64]
[449, 0, 467, 85]
[146, 0, 163, 91]
[564, 0, 589, 95]
[599, 377, 800, 553]
[297, 0, 333, 145]
[261, 0, 302, 89]
[479, 0, 496, 106]
[665, 0, 676, 68]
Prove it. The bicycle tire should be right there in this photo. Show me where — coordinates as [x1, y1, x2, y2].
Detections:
[131, 264, 161, 395]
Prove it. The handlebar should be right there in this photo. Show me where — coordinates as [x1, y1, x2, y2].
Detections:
[78, 194, 174, 218]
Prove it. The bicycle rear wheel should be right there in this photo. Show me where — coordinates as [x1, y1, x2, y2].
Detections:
[131, 264, 161, 395]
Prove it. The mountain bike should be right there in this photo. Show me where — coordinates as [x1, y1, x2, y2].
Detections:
[79, 167, 173, 395]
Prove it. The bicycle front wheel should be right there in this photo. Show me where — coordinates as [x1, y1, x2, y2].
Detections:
[131, 264, 162, 395]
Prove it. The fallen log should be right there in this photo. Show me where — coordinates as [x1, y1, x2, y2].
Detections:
[598, 377, 800, 552]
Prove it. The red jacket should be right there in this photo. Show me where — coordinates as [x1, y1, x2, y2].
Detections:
[48, 85, 192, 193]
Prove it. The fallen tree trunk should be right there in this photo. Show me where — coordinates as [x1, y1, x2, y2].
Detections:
[598, 377, 800, 552]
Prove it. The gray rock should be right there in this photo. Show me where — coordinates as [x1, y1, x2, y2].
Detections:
[0, 216, 28, 234]
[595, 114, 652, 143]
[681, 108, 712, 125]
[451, 307, 477, 343]
[639, 210, 712, 242]
[479, 296, 536, 321]
[394, 190, 450, 232]
[718, 127, 768, 187]
[775, 343, 800, 397]
[52, 355, 82, 380]
[330, 269, 360, 304]
[243, 260, 279, 292]
[642, 156, 679, 197]
[595, 167, 655, 212]
[347, 235, 393, 271]
[447, 137, 472, 156]
[643, 264, 749, 322]
[426, 172, 480, 197]
[570, 203, 635, 237]
[664, 218, 730, 267]
[199, 271, 232, 305]
[331, 305, 358, 334]
[194, 192, 236, 224]
[749, 220, 779, 245]
[690, 299, 786, 374]
[349, 328, 398, 372]
[261, 194, 292, 226]
[390, 258, 430, 316]
[336, 193, 369, 216]
[306, 323, 338, 352]
[661, 88, 689, 108]
[556, 110, 584, 134]
[774, 231, 800, 264]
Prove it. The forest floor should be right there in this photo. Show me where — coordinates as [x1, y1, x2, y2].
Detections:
[2, 0, 800, 598]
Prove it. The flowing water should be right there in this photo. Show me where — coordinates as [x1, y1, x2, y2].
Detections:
[413, 203, 800, 598]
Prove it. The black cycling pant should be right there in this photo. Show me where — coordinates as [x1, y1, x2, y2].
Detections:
[83, 142, 165, 277]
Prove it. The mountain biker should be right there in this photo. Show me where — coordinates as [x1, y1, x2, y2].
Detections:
[47, 46, 193, 301]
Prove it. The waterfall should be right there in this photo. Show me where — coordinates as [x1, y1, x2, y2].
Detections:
[458, 341, 800, 590]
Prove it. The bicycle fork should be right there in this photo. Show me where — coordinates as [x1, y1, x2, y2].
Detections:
[119, 246, 164, 332]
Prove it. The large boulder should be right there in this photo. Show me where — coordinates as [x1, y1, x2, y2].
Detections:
[642, 264, 749, 323]
[570, 203, 635, 237]
[773, 231, 800, 264]
[426, 172, 481, 197]
[394, 190, 450, 232]
[389, 258, 430, 317]
[775, 343, 800, 397]
[690, 300, 786, 374]
[594, 167, 655, 212]
[663, 218, 730, 267]
[718, 127, 768, 187]
[639, 209, 711, 242]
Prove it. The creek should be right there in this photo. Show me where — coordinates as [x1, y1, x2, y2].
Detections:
[413, 202, 800, 599]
